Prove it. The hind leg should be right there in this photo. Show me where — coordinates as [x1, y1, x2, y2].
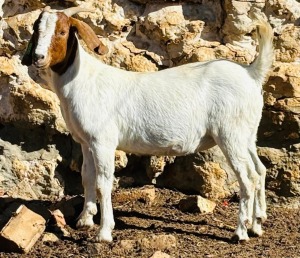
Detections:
[215, 136, 259, 241]
[230, 155, 259, 241]
[249, 144, 267, 236]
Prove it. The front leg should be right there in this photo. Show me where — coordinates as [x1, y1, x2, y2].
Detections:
[91, 143, 116, 242]
[76, 144, 97, 229]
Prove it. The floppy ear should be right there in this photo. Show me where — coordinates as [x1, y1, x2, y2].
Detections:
[22, 35, 34, 66]
[69, 17, 108, 55]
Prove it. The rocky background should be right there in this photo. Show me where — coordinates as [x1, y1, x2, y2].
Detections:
[0, 0, 299, 201]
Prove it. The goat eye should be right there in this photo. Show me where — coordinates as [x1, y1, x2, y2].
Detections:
[60, 31, 66, 36]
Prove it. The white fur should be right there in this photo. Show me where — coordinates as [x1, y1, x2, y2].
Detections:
[35, 12, 57, 59]
[35, 12, 273, 242]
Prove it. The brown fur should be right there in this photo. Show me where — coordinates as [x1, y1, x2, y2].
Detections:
[69, 17, 108, 55]
[49, 13, 71, 67]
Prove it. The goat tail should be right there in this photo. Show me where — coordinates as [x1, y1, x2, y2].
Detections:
[249, 18, 274, 85]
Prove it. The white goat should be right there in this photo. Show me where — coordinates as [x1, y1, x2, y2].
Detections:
[22, 6, 273, 243]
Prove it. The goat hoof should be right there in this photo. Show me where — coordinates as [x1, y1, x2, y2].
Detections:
[249, 223, 264, 237]
[76, 218, 94, 229]
[231, 234, 249, 244]
[95, 230, 113, 243]
[255, 212, 267, 223]
[248, 229, 263, 237]
[259, 215, 267, 223]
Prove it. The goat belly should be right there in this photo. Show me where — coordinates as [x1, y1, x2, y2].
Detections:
[117, 131, 213, 156]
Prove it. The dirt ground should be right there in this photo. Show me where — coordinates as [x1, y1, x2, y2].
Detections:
[0, 187, 299, 258]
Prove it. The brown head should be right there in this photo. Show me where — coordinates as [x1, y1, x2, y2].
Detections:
[22, 7, 108, 74]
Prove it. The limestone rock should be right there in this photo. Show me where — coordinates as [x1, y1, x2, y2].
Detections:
[114, 186, 156, 206]
[258, 147, 300, 196]
[1, 0, 300, 201]
[265, 62, 300, 99]
[275, 24, 300, 62]
[142, 5, 187, 43]
[0, 139, 64, 200]
[222, 0, 265, 47]
[128, 54, 158, 72]
[0, 204, 46, 253]
[146, 156, 175, 184]
[178, 196, 216, 214]
[274, 98, 300, 114]
[156, 147, 239, 200]
[0, 55, 67, 133]
[115, 150, 128, 172]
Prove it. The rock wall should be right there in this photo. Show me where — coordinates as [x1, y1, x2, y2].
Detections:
[0, 0, 299, 200]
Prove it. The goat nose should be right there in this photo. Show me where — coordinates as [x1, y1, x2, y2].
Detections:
[33, 53, 45, 62]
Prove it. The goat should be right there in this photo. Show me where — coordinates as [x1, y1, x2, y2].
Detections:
[22, 6, 273, 243]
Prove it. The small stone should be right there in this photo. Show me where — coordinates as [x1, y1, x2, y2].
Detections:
[120, 239, 137, 250]
[42, 232, 59, 243]
[115, 150, 128, 172]
[178, 196, 216, 214]
[50, 196, 84, 224]
[139, 234, 177, 251]
[139, 187, 156, 205]
[51, 209, 66, 227]
[49, 209, 70, 237]
[0, 189, 5, 197]
[0, 204, 46, 253]
[150, 251, 171, 258]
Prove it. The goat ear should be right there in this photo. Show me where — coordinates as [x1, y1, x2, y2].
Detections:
[22, 35, 34, 66]
[69, 17, 108, 55]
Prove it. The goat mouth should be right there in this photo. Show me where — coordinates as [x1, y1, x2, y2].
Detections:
[34, 62, 50, 70]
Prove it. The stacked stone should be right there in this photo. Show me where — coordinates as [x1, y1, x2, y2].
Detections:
[0, 0, 299, 199]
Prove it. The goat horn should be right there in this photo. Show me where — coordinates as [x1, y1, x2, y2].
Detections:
[63, 7, 94, 17]
[43, 6, 51, 12]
